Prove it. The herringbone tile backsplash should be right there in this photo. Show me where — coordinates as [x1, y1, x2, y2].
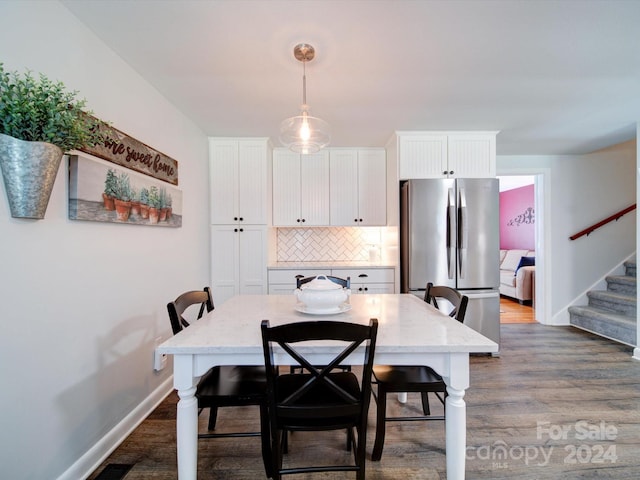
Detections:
[277, 227, 382, 262]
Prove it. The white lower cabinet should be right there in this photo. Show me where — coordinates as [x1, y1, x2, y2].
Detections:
[331, 268, 395, 294]
[267, 267, 395, 295]
[211, 225, 266, 305]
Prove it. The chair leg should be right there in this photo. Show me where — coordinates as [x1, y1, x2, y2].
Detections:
[259, 404, 272, 478]
[421, 392, 431, 415]
[207, 406, 219, 430]
[271, 430, 283, 480]
[371, 386, 387, 461]
[356, 425, 367, 480]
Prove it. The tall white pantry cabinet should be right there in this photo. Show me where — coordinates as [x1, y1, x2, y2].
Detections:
[209, 138, 271, 304]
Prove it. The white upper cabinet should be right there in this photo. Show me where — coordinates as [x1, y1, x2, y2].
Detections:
[397, 132, 497, 179]
[330, 148, 387, 226]
[398, 134, 448, 179]
[209, 138, 269, 225]
[447, 133, 497, 177]
[272, 149, 330, 226]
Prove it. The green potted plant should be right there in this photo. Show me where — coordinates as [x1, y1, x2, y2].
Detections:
[166, 193, 173, 220]
[102, 168, 117, 211]
[129, 186, 140, 216]
[147, 185, 160, 224]
[139, 187, 150, 219]
[0, 62, 104, 219]
[158, 186, 168, 222]
[113, 172, 132, 221]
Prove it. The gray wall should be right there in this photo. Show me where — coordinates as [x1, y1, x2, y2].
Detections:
[0, 2, 209, 479]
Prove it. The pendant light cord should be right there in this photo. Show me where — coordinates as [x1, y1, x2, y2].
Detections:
[302, 59, 307, 107]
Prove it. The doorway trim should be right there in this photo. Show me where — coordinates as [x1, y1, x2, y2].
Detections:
[498, 167, 552, 325]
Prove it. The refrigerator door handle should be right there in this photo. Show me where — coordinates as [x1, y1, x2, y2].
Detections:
[447, 187, 455, 279]
[458, 187, 467, 279]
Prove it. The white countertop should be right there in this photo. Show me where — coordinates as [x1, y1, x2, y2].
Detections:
[158, 294, 497, 356]
[268, 261, 396, 269]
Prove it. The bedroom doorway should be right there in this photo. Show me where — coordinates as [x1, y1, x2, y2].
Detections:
[498, 174, 538, 324]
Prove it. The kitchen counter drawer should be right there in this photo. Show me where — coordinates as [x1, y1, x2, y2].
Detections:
[330, 268, 394, 284]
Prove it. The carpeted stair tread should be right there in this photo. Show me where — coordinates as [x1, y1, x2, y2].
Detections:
[569, 305, 636, 347]
[605, 275, 637, 295]
[587, 290, 636, 316]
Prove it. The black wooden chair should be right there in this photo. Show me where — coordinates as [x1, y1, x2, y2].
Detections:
[370, 283, 468, 461]
[167, 287, 271, 477]
[261, 319, 378, 480]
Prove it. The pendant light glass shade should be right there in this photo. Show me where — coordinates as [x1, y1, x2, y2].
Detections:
[279, 107, 330, 154]
[279, 44, 330, 154]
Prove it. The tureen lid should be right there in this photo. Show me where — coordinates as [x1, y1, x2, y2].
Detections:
[300, 275, 342, 291]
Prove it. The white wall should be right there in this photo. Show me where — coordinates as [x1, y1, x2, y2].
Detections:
[498, 139, 636, 324]
[0, 2, 209, 479]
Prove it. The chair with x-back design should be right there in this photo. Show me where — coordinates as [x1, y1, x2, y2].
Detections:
[261, 318, 378, 480]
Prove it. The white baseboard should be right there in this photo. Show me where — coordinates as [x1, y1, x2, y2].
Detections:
[57, 376, 174, 480]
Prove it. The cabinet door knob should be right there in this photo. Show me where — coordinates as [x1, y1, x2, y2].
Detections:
[239, 228, 244, 232]
[442, 171, 447, 175]
[239, 217, 243, 221]
[234, 228, 238, 232]
[234, 217, 238, 221]
[449, 171, 454, 175]
[297, 219, 301, 223]
[359, 218, 363, 222]
[302, 218, 306, 223]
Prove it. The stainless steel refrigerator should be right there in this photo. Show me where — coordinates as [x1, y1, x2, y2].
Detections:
[400, 178, 500, 349]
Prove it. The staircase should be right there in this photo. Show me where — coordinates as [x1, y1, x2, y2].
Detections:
[569, 260, 637, 346]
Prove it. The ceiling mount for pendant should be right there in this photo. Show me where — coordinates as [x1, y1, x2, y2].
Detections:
[279, 43, 330, 155]
[293, 43, 315, 62]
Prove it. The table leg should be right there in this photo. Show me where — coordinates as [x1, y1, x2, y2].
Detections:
[445, 386, 466, 480]
[176, 385, 198, 480]
[444, 352, 470, 480]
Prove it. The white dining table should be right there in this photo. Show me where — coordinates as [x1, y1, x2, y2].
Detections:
[157, 293, 498, 479]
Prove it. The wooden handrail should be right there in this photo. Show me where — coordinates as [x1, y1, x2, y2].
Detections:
[569, 204, 636, 240]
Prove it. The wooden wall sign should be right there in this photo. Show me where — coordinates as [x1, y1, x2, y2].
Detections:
[79, 118, 179, 185]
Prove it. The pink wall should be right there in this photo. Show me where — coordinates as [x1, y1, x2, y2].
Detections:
[500, 184, 535, 250]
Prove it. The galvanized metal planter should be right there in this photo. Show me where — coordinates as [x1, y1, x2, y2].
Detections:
[0, 133, 64, 219]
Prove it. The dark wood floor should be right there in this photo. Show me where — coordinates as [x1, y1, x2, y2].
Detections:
[89, 324, 640, 479]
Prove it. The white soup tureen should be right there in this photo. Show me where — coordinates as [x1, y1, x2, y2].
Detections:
[294, 275, 350, 313]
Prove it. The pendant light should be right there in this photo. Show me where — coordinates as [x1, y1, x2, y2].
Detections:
[279, 43, 330, 154]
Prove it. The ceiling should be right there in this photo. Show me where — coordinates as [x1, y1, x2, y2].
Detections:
[61, 0, 640, 155]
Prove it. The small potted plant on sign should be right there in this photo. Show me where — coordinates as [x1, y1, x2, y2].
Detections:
[129, 186, 140, 216]
[147, 185, 160, 224]
[113, 172, 132, 221]
[159, 186, 168, 222]
[139, 187, 150, 219]
[0, 63, 105, 219]
[166, 193, 173, 220]
[102, 168, 117, 210]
